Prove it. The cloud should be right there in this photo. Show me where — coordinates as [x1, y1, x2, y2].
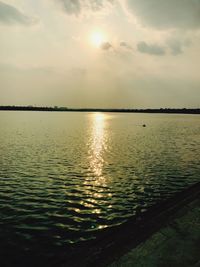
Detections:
[120, 41, 133, 50]
[166, 37, 191, 55]
[57, 0, 80, 15]
[167, 39, 183, 55]
[101, 41, 112, 50]
[137, 41, 166, 56]
[57, 0, 113, 15]
[125, 0, 200, 30]
[0, 1, 36, 26]
[100, 41, 133, 52]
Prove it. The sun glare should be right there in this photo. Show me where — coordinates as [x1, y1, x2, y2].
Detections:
[90, 32, 105, 47]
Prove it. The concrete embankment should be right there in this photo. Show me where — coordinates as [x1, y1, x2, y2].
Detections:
[56, 182, 200, 267]
[109, 193, 200, 267]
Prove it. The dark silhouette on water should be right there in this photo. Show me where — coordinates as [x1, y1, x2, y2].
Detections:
[0, 106, 200, 114]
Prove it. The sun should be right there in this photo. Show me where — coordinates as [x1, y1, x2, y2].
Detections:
[90, 31, 105, 47]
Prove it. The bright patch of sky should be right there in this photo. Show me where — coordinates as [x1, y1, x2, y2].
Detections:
[0, 0, 200, 108]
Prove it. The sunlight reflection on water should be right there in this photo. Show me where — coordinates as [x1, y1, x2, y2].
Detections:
[84, 113, 111, 221]
[89, 112, 107, 178]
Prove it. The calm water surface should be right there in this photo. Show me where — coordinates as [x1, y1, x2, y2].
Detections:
[0, 111, 199, 264]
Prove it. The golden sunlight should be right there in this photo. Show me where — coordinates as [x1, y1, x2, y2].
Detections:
[90, 31, 105, 47]
[89, 113, 107, 177]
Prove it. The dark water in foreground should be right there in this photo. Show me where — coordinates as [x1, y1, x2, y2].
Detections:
[0, 112, 199, 265]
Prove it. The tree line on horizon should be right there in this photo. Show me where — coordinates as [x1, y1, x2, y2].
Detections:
[0, 105, 199, 114]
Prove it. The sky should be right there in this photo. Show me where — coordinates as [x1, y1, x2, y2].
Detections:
[0, 0, 200, 108]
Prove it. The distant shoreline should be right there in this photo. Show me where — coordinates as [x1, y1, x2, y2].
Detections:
[0, 106, 200, 114]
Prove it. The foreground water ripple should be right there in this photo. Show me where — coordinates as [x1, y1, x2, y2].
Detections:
[0, 112, 200, 264]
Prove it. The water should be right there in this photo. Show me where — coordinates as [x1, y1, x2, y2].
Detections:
[0, 111, 199, 265]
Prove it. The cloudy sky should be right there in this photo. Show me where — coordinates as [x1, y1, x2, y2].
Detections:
[0, 0, 200, 108]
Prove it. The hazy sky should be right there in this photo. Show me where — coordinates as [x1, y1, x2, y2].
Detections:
[0, 0, 200, 108]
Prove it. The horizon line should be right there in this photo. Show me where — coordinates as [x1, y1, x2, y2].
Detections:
[0, 105, 199, 114]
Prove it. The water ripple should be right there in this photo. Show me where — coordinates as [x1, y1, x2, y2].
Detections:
[0, 112, 199, 264]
